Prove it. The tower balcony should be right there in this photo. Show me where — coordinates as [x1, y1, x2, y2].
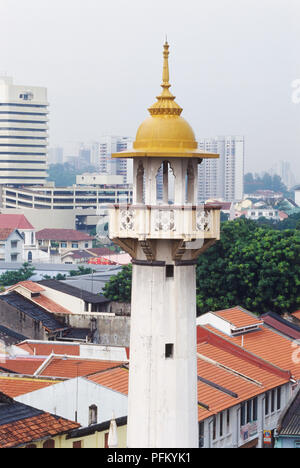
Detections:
[109, 203, 220, 243]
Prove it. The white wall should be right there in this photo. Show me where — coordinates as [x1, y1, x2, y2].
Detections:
[16, 377, 128, 427]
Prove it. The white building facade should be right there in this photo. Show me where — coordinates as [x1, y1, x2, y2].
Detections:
[198, 136, 244, 202]
[0, 76, 48, 186]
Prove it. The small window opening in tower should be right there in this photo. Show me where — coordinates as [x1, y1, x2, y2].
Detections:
[166, 264, 174, 278]
[156, 161, 175, 204]
[136, 161, 145, 204]
[185, 160, 195, 204]
[165, 343, 174, 359]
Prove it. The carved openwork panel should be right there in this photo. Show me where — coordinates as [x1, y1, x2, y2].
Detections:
[120, 208, 135, 231]
[154, 209, 175, 232]
[196, 209, 212, 232]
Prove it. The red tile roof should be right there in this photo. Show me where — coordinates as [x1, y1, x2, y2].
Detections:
[0, 228, 16, 241]
[0, 358, 46, 375]
[0, 214, 34, 230]
[0, 412, 79, 448]
[87, 366, 129, 394]
[8, 281, 45, 293]
[36, 229, 93, 242]
[30, 295, 73, 315]
[0, 375, 60, 397]
[212, 306, 263, 328]
[16, 341, 80, 357]
[37, 356, 124, 379]
[202, 323, 300, 381]
[292, 310, 300, 321]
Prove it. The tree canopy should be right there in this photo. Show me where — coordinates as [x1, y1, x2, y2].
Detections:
[0, 263, 35, 287]
[47, 162, 97, 187]
[244, 172, 288, 195]
[103, 219, 300, 315]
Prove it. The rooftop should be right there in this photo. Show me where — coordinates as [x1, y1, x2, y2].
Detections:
[36, 228, 93, 242]
[0, 227, 18, 241]
[0, 357, 46, 375]
[0, 391, 79, 448]
[0, 375, 61, 398]
[277, 384, 300, 436]
[38, 279, 110, 304]
[0, 214, 34, 230]
[0, 292, 67, 333]
[86, 365, 129, 395]
[16, 340, 80, 357]
[35, 355, 125, 379]
[211, 306, 263, 329]
[261, 311, 300, 340]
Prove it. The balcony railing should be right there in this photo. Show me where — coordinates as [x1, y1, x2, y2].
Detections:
[109, 204, 220, 241]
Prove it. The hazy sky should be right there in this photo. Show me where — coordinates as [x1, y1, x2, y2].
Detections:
[1, 0, 300, 179]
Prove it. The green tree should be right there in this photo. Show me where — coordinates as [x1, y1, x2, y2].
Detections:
[0, 262, 36, 286]
[103, 264, 132, 302]
[196, 219, 300, 314]
[103, 219, 300, 315]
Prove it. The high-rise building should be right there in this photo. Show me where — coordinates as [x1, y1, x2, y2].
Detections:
[198, 136, 244, 201]
[269, 160, 296, 189]
[48, 146, 63, 165]
[90, 136, 133, 183]
[0, 76, 48, 186]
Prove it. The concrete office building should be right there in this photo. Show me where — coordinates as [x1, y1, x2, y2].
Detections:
[198, 136, 244, 202]
[0, 76, 48, 186]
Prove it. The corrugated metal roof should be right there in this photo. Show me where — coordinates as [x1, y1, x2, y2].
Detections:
[0, 292, 66, 332]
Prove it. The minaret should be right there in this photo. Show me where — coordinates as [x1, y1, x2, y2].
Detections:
[109, 41, 220, 448]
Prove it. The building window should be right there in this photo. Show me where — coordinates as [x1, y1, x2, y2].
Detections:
[277, 387, 281, 410]
[104, 432, 109, 448]
[43, 439, 55, 448]
[89, 405, 98, 425]
[72, 243, 79, 248]
[199, 422, 204, 448]
[11, 240, 18, 248]
[212, 416, 216, 440]
[73, 441, 82, 448]
[61, 242, 67, 248]
[219, 412, 223, 437]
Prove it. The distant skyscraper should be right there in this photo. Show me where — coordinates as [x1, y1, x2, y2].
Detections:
[198, 136, 244, 201]
[90, 136, 133, 183]
[0, 76, 48, 186]
[269, 160, 296, 189]
[48, 146, 63, 165]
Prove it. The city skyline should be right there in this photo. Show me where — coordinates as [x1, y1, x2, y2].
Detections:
[1, 0, 300, 180]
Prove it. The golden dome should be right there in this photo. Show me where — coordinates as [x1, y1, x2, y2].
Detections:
[112, 41, 218, 159]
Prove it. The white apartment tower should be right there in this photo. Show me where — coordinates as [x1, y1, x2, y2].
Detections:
[90, 136, 133, 184]
[0, 76, 48, 186]
[198, 136, 244, 201]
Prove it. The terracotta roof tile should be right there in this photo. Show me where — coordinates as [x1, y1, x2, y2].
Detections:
[0, 228, 16, 241]
[0, 214, 34, 230]
[0, 412, 79, 448]
[17, 341, 80, 356]
[38, 357, 124, 379]
[0, 358, 46, 375]
[202, 323, 300, 380]
[212, 306, 263, 328]
[30, 295, 72, 315]
[292, 310, 300, 321]
[8, 281, 45, 293]
[86, 366, 129, 394]
[36, 229, 93, 242]
[0, 376, 60, 397]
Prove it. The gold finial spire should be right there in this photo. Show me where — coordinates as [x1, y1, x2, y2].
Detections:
[148, 41, 183, 116]
[162, 40, 170, 89]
